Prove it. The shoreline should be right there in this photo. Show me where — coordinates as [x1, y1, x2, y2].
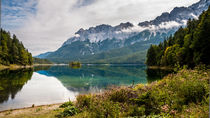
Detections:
[33, 64, 68, 66]
[0, 103, 63, 118]
[0, 103, 62, 113]
[0, 65, 33, 71]
[147, 66, 173, 70]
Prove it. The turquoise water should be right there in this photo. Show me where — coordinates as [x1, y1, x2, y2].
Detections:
[0, 65, 172, 111]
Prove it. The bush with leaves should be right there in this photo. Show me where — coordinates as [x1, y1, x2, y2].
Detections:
[57, 106, 79, 118]
[59, 101, 74, 108]
[90, 100, 120, 118]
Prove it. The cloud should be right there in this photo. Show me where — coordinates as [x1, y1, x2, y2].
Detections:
[158, 21, 181, 29]
[121, 20, 184, 34]
[1, 0, 37, 29]
[2, 0, 199, 55]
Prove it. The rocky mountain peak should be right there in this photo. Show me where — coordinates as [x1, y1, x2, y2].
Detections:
[75, 28, 85, 34]
[119, 22, 134, 28]
[138, 0, 210, 27]
[114, 22, 134, 31]
[93, 24, 113, 32]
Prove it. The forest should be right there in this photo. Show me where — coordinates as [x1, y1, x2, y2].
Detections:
[33, 57, 52, 64]
[0, 29, 33, 66]
[146, 7, 210, 68]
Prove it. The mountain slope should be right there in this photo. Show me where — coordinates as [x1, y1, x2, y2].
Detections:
[34, 52, 52, 59]
[44, 0, 210, 63]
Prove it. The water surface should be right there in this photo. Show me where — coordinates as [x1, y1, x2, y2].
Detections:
[0, 65, 172, 111]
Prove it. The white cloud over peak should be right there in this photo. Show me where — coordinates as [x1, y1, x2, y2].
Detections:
[2, 0, 199, 55]
[121, 20, 187, 34]
[158, 21, 181, 29]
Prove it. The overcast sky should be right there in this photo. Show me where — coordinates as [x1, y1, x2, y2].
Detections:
[2, 0, 199, 56]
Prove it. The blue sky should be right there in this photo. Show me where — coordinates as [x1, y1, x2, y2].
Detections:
[1, 0, 199, 55]
[2, 0, 37, 30]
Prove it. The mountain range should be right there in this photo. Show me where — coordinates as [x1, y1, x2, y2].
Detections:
[36, 0, 210, 64]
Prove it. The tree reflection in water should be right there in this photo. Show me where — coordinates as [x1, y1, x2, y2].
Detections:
[146, 68, 174, 83]
[0, 69, 33, 103]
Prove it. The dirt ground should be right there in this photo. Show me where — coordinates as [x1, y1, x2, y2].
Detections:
[0, 103, 62, 118]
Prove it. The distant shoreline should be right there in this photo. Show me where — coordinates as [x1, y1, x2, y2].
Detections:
[33, 64, 68, 66]
[147, 66, 173, 70]
[34, 63, 146, 67]
[0, 64, 67, 70]
[0, 64, 167, 71]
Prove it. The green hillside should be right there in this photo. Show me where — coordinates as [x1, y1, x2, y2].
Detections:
[48, 40, 150, 64]
[33, 57, 53, 64]
[82, 50, 147, 64]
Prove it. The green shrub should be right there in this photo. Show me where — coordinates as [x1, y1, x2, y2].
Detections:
[76, 94, 92, 110]
[90, 100, 120, 118]
[59, 101, 74, 108]
[177, 79, 207, 104]
[108, 88, 135, 103]
[166, 70, 209, 110]
[132, 92, 162, 115]
[127, 105, 145, 117]
[57, 106, 79, 117]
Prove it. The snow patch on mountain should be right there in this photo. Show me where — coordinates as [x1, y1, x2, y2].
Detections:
[75, 34, 80, 37]
[190, 13, 198, 19]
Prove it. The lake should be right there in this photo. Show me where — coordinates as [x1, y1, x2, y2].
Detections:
[0, 64, 173, 111]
